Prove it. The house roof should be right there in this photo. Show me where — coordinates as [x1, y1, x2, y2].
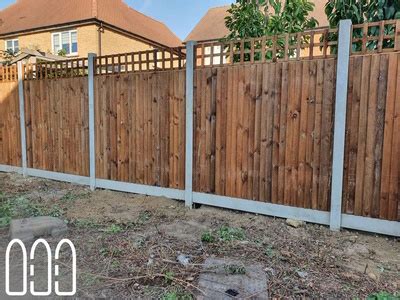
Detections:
[9, 48, 65, 64]
[185, 2, 329, 42]
[0, 0, 182, 48]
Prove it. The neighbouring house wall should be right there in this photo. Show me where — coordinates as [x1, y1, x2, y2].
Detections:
[100, 27, 153, 55]
[0, 24, 155, 64]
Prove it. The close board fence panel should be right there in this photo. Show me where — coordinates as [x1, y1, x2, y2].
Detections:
[23, 77, 90, 176]
[0, 20, 399, 236]
[343, 52, 400, 221]
[94, 70, 186, 189]
[0, 80, 21, 167]
[193, 58, 337, 211]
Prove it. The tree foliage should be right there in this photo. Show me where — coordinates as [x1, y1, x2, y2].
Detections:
[326, 0, 400, 52]
[225, 0, 318, 40]
[325, 0, 400, 27]
[224, 0, 318, 61]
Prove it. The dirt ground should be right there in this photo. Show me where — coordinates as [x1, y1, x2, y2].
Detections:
[0, 172, 399, 299]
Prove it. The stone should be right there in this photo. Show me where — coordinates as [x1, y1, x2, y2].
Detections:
[9, 217, 68, 243]
[368, 272, 378, 281]
[296, 271, 308, 279]
[286, 219, 305, 228]
[197, 258, 268, 299]
[177, 254, 191, 266]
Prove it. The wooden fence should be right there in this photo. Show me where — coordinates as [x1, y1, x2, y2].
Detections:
[343, 53, 400, 221]
[0, 77, 21, 167]
[94, 70, 186, 189]
[23, 77, 89, 176]
[194, 59, 336, 212]
[0, 21, 399, 235]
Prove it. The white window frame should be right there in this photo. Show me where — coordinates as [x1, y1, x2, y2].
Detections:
[5, 39, 19, 53]
[51, 30, 78, 56]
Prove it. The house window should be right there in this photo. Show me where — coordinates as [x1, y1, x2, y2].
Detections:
[52, 30, 78, 55]
[5, 39, 19, 54]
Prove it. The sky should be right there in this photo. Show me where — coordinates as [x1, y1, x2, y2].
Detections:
[0, 0, 234, 40]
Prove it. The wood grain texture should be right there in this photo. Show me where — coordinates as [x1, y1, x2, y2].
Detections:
[94, 70, 185, 189]
[0, 81, 21, 166]
[23, 77, 89, 176]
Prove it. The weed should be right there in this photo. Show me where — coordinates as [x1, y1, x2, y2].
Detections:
[0, 195, 65, 227]
[218, 226, 245, 241]
[264, 246, 276, 258]
[162, 288, 193, 300]
[104, 224, 123, 234]
[201, 231, 216, 243]
[99, 247, 123, 258]
[164, 271, 175, 284]
[224, 264, 246, 275]
[368, 292, 400, 300]
[79, 273, 101, 288]
[138, 211, 152, 224]
[61, 191, 90, 202]
[73, 219, 101, 229]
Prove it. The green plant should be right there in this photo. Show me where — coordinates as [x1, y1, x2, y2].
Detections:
[162, 288, 193, 300]
[72, 219, 99, 228]
[61, 191, 91, 202]
[367, 291, 400, 300]
[225, 0, 318, 61]
[57, 49, 67, 57]
[264, 246, 276, 258]
[104, 224, 123, 234]
[201, 231, 216, 243]
[138, 211, 152, 224]
[224, 264, 247, 275]
[326, 0, 400, 52]
[0, 195, 65, 227]
[164, 271, 175, 284]
[218, 226, 246, 241]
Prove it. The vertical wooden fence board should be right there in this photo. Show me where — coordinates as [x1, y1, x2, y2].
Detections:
[94, 70, 185, 189]
[193, 58, 338, 212]
[23, 77, 89, 176]
[0, 81, 21, 166]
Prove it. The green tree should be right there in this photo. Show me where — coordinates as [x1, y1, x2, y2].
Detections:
[326, 0, 400, 27]
[326, 0, 400, 51]
[224, 0, 318, 61]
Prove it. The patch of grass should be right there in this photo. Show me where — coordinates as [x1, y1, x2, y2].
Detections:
[164, 271, 175, 284]
[201, 226, 246, 243]
[79, 273, 101, 288]
[99, 247, 123, 258]
[138, 211, 152, 224]
[72, 219, 102, 229]
[0, 195, 64, 227]
[224, 264, 246, 275]
[367, 292, 400, 300]
[201, 231, 216, 243]
[60, 191, 91, 202]
[104, 224, 124, 234]
[162, 288, 193, 300]
[218, 226, 246, 242]
[264, 246, 276, 258]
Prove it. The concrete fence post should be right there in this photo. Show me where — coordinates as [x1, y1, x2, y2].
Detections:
[88, 53, 97, 191]
[17, 62, 27, 177]
[185, 41, 197, 208]
[330, 20, 352, 231]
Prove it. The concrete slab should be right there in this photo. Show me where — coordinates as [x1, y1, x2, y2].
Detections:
[197, 258, 268, 299]
[9, 216, 68, 243]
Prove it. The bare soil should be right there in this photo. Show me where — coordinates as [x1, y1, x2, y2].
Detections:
[0, 172, 399, 299]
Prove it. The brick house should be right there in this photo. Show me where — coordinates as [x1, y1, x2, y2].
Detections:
[0, 0, 182, 63]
